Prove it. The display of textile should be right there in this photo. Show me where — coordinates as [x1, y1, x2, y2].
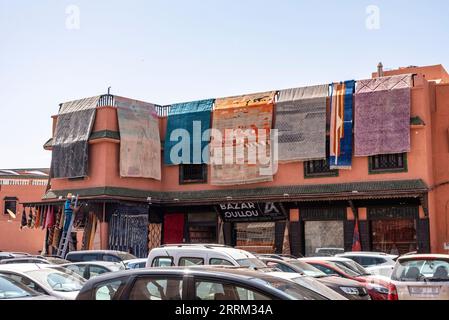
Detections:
[282, 222, 291, 255]
[115, 96, 161, 180]
[210, 91, 276, 185]
[275, 85, 329, 161]
[164, 99, 214, 165]
[354, 74, 413, 156]
[51, 96, 101, 178]
[329, 81, 355, 169]
[148, 223, 162, 251]
[20, 208, 27, 229]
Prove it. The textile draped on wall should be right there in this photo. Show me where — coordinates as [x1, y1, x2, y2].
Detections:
[148, 224, 162, 251]
[354, 74, 413, 156]
[210, 91, 276, 186]
[115, 97, 161, 180]
[275, 85, 328, 162]
[51, 96, 100, 178]
[329, 81, 355, 169]
[164, 99, 214, 165]
[282, 221, 291, 255]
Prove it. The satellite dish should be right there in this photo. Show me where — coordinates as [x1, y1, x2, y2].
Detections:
[7, 209, 16, 219]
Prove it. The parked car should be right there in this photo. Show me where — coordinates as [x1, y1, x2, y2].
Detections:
[313, 248, 345, 256]
[61, 262, 125, 280]
[44, 256, 71, 265]
[257, 253, 303, 259]
[76, 267, 329, 300]
[0, 257, 51, 265]
[0, 252, 29, 261]
[336, 252, 398, 268]
[259, 257, 370, 300]
[146, 244, 267, 269]
[389, 254, 449, 300]
[300, 257, 391, 300]
[0, 274, 59, 300]
[124, 258, 147, 269]
[0, 263, 86, 300]
[65, 250, 137, 265]
[267, 272, 347, 300]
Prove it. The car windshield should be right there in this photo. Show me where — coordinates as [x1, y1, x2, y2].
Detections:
[0, 276, 38, 299]
[108, 264, 126, 272]
[251, 278, 326, 300]
[328, 261, 361, 277]
[333, 260, 369, 276]
[117, 252, 138, 261]
[26, 268, 86, 292]
[392, 259, 449, 282]
[236, 258, 267, 269]
[288, 261, 328, 278]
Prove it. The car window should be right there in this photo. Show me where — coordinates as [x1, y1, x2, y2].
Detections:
[0, 273, 47, 294]
[265, 262, 293, 273]
[209, 258, 233, 266]
[103, 255, 121, 263]
[392, 259, 449, 282]
[195, 280, 270, 300]
[129, 277, 183, 300]
[0, 276, 38, 299]
[94, 279, 127, 300]
[81, 254, 98, 262]
[375, 258, 387, 265]
[152, 257, 173, 267]
[89, 266, 109, 278]
[65, 265, 87, 278]
[179, 257, 204, 266]
[311, 264, 339, 276]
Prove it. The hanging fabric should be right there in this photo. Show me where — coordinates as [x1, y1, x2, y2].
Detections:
[282, 222, 291, 255]
[164, 99, 214, 165]
[115, 96, 161, 180]
[20, 208, 27, 229]
[27, 207, 32, 228]
[210, 91, 276, 185]
[329, 80, 355, 169]
[275, 85, 329, 162]
[51, 96, 101, 178]
[354, 74, 412, 156]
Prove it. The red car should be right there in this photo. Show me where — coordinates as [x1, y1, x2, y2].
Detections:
[300, 257, 392, 300]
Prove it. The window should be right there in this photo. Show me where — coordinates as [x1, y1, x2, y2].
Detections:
[209, 258, 233, 266]
[152, 257, 174, 267]
[266, 262, 294, 273]
[178, 257, 204, 266]
[3, 197, 17, 215]
[311, 264, 339, 276]
[369, 153, 407, 173]
[103, 255, 121, 263]
[129, 278, 183, 300]
[179, 164, 207, 184]
[65, 265, 87, 279]
[194, 280, 270, 300]
[94, 279, 127, 300]
[304, 159, 339, 178]
[0, 273, 47, 295]
[89, 266, 109, 278]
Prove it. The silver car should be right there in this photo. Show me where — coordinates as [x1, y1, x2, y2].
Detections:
[390, 254, 449, 300]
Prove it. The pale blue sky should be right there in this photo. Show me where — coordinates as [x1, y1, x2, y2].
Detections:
[1, 0, 448, 168]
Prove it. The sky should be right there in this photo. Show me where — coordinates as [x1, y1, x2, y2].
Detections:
[0, 0, 448, 169]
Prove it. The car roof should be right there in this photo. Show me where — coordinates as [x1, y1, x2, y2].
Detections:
[61, 261, 123, 268]
[337, 252, 397, 258]
[66, 250, 129, 255]
[124, 258, 147, 263]
[397, 254, 449, 261]
[0, 263, 55, 272]
[301, 257, 354, 263]
[150, 245, 256, 260]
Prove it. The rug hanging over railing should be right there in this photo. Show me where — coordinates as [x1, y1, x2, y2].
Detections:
[354, 74, 413, 156]
[51, 96, 100, 178]
[275, 85, 328, 162]
[164, 99, 214, 165]
[115, 96, 161, 180]
[329, 80, 355, 169]
[210, 91, 276, 186]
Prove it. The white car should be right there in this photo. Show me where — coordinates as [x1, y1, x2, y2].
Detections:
[389, 254, 449, 300]
[0, 263, 86, 300]
[336, 252, 398, 268]
[146, 244, 266, 269]
[124, 258, 148, 269]
[267, 271, 347, 300]
[61, 261, 125, 280]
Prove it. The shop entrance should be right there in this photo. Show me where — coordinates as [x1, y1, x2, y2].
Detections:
[234, 222, 276, 254]
[304, 221, 344, 257]
[371, 219, 417, 255]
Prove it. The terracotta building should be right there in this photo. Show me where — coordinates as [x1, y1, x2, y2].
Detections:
[27, 64, 449, 258]
[0, 169, 48, 254]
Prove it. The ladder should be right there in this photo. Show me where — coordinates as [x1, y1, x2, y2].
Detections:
[56, 196, 78, 258]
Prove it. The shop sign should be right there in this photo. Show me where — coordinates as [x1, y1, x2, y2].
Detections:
[216, 202, 286, 222]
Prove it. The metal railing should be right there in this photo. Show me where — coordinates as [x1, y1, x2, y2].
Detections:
[97, 94, 171, 117]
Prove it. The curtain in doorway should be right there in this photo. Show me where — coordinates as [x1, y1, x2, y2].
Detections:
[163, 214, 185, 244]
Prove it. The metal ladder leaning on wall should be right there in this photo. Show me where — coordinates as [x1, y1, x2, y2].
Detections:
[56, 195, 78, 258]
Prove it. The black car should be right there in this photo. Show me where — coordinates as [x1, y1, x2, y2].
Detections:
[65, 250, 137, 264]
[76, 267, 328, 300]
[259, 257, 370, 300]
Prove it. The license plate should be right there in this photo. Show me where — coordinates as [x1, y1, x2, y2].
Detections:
[408, 286, 440, 296]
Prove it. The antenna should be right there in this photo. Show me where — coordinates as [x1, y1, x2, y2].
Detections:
[107, 86, 111, 95]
